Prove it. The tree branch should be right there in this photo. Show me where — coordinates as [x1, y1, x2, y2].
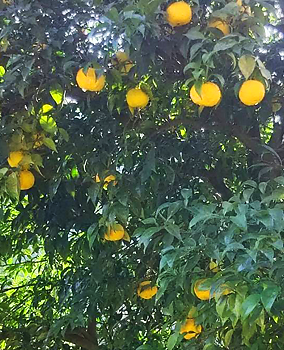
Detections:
[64, 331, 99, 350]
[0, 283, 37, 293]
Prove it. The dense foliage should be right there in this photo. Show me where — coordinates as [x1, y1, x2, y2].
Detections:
[0, 0, 283, 349]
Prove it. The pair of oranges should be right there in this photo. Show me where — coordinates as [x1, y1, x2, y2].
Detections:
[7, 151, 35, 190]
[190, 80, 266, 107]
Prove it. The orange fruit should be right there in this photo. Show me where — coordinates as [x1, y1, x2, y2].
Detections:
[76, 68, 106, 92]
[126, 88, 149, 109]
[208, 19, 230, 36]
[166, 1, 192, 27]
[104, 223, 125, 241]
[190, 82, 221, 107]
[239, 80, 265, 106]
[8, 151, 24, 168]
[137, 281, 158, 299]
[180, 318, 202, 340]
[95, 174, 117, 189]
[19, 170, 35, 190]
[113, 51, 134, 75]
[194, 279, 211, 300]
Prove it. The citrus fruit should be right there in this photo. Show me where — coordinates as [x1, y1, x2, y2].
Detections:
[239, 80, 265, 106]
[126, 88, 149, 109]
[209, 260, 219, 273]
[137, 281, 158, 299]
[180, 318, 202, 340]
[166, 1, 192, 27]
[208, 19, 230, 36]
[19, 170, 35, 190]
[76, 67, 106, 91]
[190, 82, 222, 107]
[8, 151, 24, 168]
[95, 174, 117, 189]
[113, 51, 134, 75]
[194, 279, 211, 300]
[104, 223, 125, 241]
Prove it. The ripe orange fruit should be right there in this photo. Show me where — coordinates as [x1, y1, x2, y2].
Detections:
[8, 151, 24, 168]
[194, 279, 232, 300]
[208, 19, 230, 36]
[194, 279, 211, 300]
[239, 80, 265, 106]
[180, 318, 202, 340]
[19, 170, 35, 190]
[113, 51, 134, 75]
[126, 88, 149, 109]
[137, 281, 158, 299]
[190, 82, 221, 107]
[76, 67, 106, 92]
[166, 1, 192, 27]
[104, 223, 125, 241]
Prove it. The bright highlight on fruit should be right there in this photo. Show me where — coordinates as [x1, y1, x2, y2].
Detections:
[19, 170, 35, 190]
[166, 1, 192, 27]
[113, 51, 134, 75]
[180, 318, 202, 340]
[190, 82, 222, 107]
[137, 281, 158, 299]
[126, 88, 149, 109]
[76, 67, 106, 92]
[8, 151, 24, 168]
[238, 80, 265, 106]
[208, 19, 230, 36]
[104, 223, 125, 241]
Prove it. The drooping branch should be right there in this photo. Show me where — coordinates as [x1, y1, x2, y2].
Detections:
[64, 332, 99, 350]
[64, 320, 100, 350]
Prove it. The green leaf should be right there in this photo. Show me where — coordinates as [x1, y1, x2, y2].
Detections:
[241, 294, 261, 320]
[224, 329, 234, 348]
[184, 27, 205, 40]
[39, 104, 53, 114]
[50, 84, 64, 105]
[6, 172, 19, 199]
[58, 128, 69, 142]
[214, 37, 237, 52]
[261, 286, 279, 313]
[230, 213, 247, 231]
[167, 332, 179, 350]
[136, 346, 154, 350]
[164, 223, 181, 240]
[106, 7, 119, 22]
[43, 138, 57, 152]
[0, 167, 8, 179]
[140, 148, 155, 182]
[238, 55, 256, 80]
[256, 58, 271, 80]
[87, 223, 98, 249]
[88, 183, 100, 206]
[0, 65, 5, 77]
[136, 226, 162, 251]
[39, 115, 57, 134]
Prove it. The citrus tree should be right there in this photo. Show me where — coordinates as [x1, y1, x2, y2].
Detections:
[0, 0, 284, 349]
